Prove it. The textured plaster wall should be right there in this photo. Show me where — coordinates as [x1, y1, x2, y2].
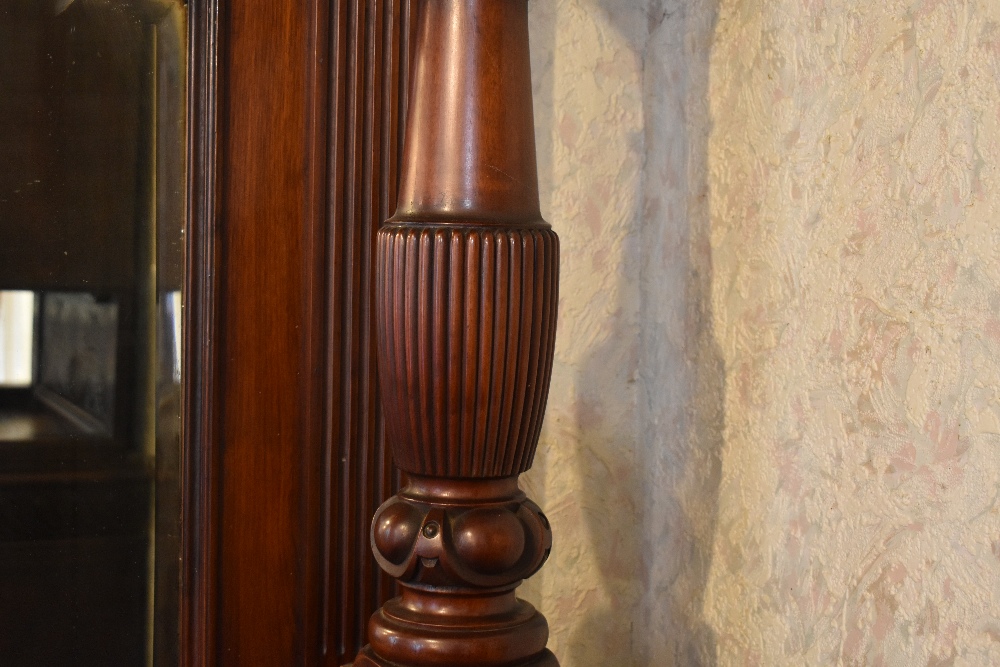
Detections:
[526, 0, 722, 662]
[526, 0, 1000, 665]
[704, 1, 1000, 664]
[524, 0, 646, 664]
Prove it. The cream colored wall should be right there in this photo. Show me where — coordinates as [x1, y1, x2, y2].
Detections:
[526, 0, 1000, 665]
[525, 0, 646, 664]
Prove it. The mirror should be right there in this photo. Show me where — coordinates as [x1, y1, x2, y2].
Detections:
[0, 0, 186, 664]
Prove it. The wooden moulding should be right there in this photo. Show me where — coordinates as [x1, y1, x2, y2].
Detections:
[354, 0, 560, 665]
[183, 0, 416, 663]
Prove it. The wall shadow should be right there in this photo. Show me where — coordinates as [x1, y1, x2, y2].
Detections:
[531, 0, 725, 665]
[633, 1, 724, 665]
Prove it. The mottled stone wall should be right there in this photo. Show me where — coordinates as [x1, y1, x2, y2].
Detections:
[527, 0, 1000, 665]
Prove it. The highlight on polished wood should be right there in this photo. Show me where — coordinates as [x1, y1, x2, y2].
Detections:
[353, 0, 560, 664]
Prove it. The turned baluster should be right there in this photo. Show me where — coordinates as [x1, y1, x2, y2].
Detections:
[352, 0, 560, 665]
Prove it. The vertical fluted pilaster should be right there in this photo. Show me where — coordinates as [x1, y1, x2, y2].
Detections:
[353, 0, 560, 665]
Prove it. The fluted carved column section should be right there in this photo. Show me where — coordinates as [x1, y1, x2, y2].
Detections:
[378, 225, 558, 478]
[353, 0, 560, 665]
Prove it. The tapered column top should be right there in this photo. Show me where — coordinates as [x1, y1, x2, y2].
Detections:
[392, 0, 543, 226]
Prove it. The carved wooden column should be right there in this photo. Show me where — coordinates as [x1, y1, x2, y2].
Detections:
[353, 0, 559, 665]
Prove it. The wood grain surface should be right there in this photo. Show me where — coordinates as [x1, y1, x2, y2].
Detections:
[354, 0, 561, 665]
[184, 0, 414, 664]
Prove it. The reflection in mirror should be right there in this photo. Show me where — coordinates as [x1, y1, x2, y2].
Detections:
[0, 0, 186, 664]
[0, 291, 35, 388]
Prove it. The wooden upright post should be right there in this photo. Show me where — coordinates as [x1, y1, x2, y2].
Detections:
[353, 0, 560, 664]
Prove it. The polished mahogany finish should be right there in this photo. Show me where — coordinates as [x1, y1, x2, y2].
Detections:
[354, 0, 560, 665]
[395, 0, 541, 224]
[183, 0, 561, 661]
[358, 475, 555, 666]
[324, 0, 416, 659]
[183, 0, 416, 664]
[377, 224, 558, 478]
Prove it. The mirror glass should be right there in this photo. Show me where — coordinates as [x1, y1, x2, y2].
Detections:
[0, 0, 186, 664]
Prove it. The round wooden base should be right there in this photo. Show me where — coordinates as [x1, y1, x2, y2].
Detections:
[351, 589, 557, 667]
[356, 475, 557, 667]
[353, 645, 559, 667]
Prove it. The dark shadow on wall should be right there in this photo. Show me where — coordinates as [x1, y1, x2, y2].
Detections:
[633, 1, 724, 665]
[532, 0, 724, 665]
[530, 1, 650, 663]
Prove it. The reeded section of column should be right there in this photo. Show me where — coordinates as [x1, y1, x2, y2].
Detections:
[377, 225, 559, 478]
[353, 0, 560, 665]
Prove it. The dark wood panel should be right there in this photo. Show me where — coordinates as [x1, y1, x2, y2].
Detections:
[325, 0, 414, 663]
[182, 1, 414, 664]
[216, 0, 316, 662]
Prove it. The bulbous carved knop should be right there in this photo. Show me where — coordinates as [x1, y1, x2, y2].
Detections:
[370, 481, 551, 589]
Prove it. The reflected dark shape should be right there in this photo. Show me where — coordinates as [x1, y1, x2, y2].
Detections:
[37, 292, 120, 435]
[0, 1, 185, 665]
